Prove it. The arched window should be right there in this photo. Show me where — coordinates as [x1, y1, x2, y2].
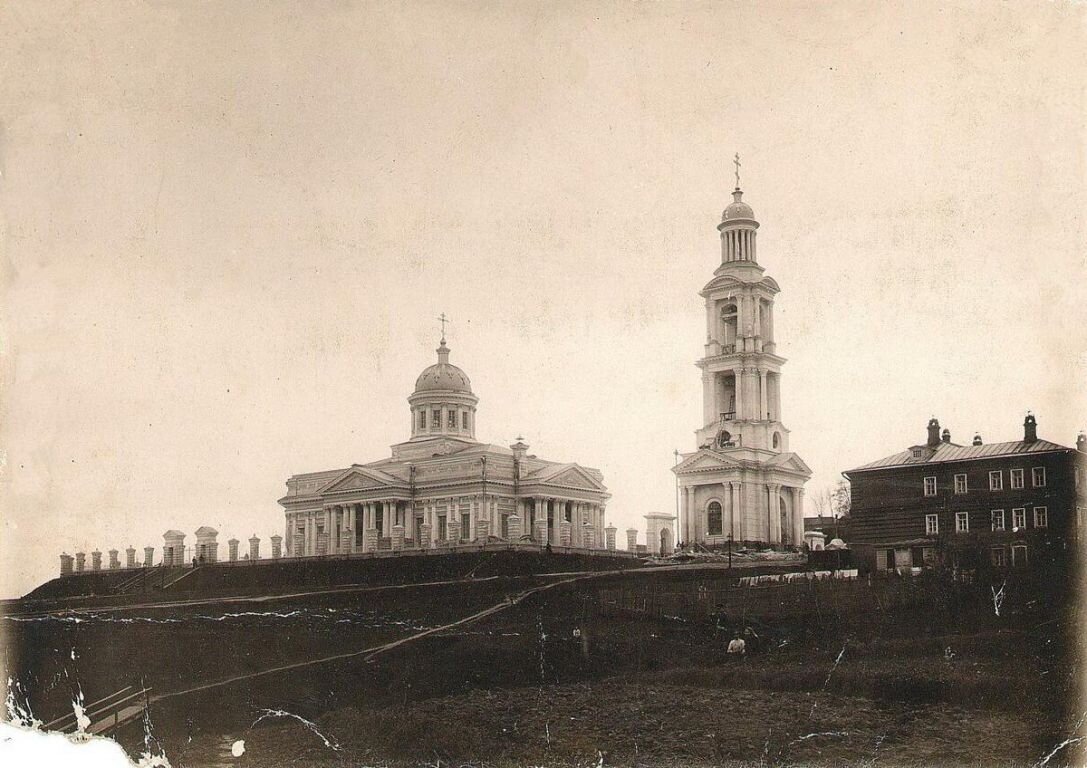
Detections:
[719, 304, 738, 350]
[707, 502, 723, 536]
[772, 432, 781, 450]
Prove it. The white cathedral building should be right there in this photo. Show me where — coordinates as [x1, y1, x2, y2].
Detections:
[672, 177, 811, 548]
[279, 337, 612, 556]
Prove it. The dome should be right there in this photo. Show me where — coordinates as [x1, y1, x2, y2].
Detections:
[721, 189, 755, 223]
[413, 340, 473, 394]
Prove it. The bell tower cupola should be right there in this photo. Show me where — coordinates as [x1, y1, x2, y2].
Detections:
[717, 153, 759, 264]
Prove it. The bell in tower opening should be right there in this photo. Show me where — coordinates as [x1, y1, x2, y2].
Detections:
[672, 160, 811, 550]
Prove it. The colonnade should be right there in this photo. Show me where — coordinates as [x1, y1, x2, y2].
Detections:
[286, 494, 608, 556]
[678, 482, 804, 548]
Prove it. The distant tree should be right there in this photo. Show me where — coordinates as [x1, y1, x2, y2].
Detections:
[832, 479, 851, 519]
[811, 487, 834, 519]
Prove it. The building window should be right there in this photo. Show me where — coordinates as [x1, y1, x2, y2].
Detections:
[431, 408, 440, 428]
[462, 411, 469, 430]
[989, 471, 1003, 491]
[707, 502, 723, 536]
[991, 547, 1007, 567]
[954, 474, 968, 494]
[955, 511, 969, 533]
[1010, 469, 1024, 489]
[1032, 467, 1046, 487]
[1033, 506, 1048, 528]
[1012, 508, 1026, 529]
[1011, 544, 1028, 567]
[418, 410, 426, 429]
[912, 448, 924, 459]
[925, 514, 939, 535]
[991, 510, 1005, 531]
[923, 476, 937, 496]
[447, 409, 456, 429]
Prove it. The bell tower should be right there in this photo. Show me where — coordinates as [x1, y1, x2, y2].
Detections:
[673, 160, 811, 549]
[695, 169, 790, 454]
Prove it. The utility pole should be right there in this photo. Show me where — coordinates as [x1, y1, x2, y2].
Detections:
[673, 449, 681, 546]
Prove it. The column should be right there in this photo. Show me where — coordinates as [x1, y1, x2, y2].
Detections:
[793, 488, 805, 549]
[731, 482, 742, 542]
[605, 524, 617, 551]
[228, 539, 239, 561]
[626, 529, 638, 551]
[108, 550, 120, 569]
[679, 488, 689, 544]
[125, 547, 136, 568]
[348, 504, 357, 552]
[284, 514, 292, 557]
[143, 546, 155, 567]
[768, 483, 781, 545]
[759, 369, 768, 421]
[733, 367, 744, 422]
[328, 507, 337, 554]
[391, 524, 405, 551]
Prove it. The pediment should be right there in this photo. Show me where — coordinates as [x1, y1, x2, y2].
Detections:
[534, 463, 606, 491]
[674, 450, 743, 474]
[765, 452, 813, 475]
[318, 468, 391, 494]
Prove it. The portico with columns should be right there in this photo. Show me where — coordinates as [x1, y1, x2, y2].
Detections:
[672, 165, 810, 548]
[279, 332, 610, 555]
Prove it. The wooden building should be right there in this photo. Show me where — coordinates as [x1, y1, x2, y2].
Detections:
[842, 415, 1086, 573]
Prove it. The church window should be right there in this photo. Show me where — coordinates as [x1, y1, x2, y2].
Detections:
[418, 410, 426, 429]
[707, 502, 723, 536]
[431, 408, 440, 428]
[463, 411, 470, 430]
[447, 409, 456, 429]
[772, 432, 781, 450]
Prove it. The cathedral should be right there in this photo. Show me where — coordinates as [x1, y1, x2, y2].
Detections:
[279, 336, 611, 556]
[672, 172, 811, 548]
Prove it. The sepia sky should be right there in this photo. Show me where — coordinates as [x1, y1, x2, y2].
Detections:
[1, 1, 1085, 598]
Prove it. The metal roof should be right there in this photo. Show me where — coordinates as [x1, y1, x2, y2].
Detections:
[845, 438, 1071, 474]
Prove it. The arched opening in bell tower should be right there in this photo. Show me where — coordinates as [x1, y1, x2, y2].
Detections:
[719, 304, 738, 352]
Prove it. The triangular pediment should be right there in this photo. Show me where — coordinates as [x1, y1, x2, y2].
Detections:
[765, 452, 813, 475]
[674, 449, 743, 474]
[318, 467, 392, 494]
[533, 463, 606, 491]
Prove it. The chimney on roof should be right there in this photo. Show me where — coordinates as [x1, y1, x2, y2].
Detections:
[973, 433, 983, 446]
[1077, 431, 1086, 453]
[1024, 412, 1038, 443]
[941, 428, 951, 444]
[927, 417, 941, 448]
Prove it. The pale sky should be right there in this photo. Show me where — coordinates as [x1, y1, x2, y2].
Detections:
[1, 1, 1085, 598]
